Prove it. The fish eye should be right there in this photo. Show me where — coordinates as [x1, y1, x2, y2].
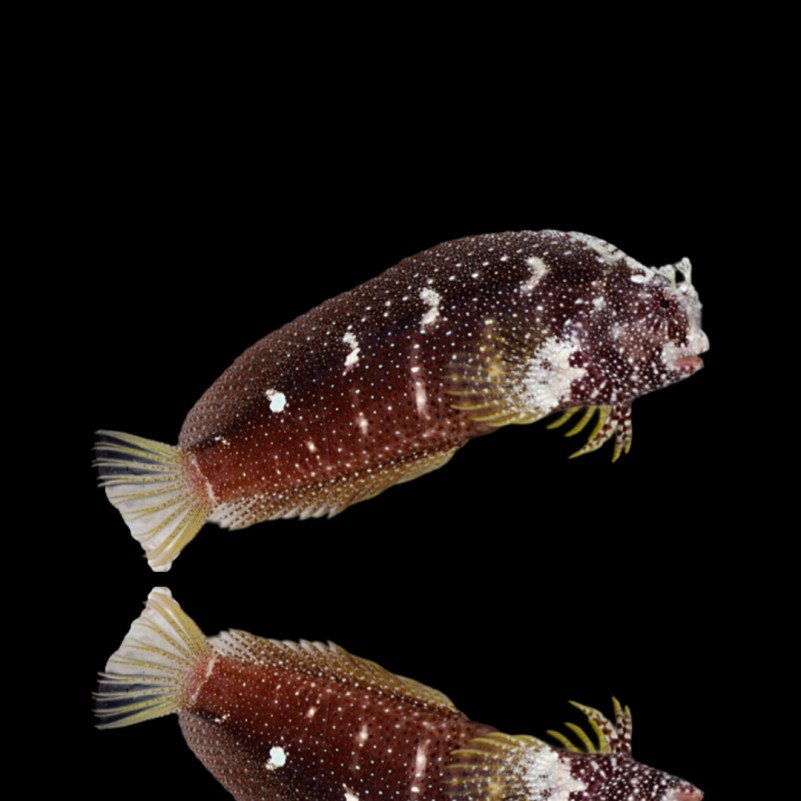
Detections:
[660, 297, 671, 309]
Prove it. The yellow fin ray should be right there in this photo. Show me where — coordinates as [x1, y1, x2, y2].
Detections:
[445, 323, 553, 428]
[565, 721, 598, 752]
[546, 407, 582, 429]
[565, 406, 596, 437]
[446, 733, 556, 800]
[94, 431, 214, 571]
[548, 700, 634, 756]
[546, 403, 634, 460]
[94, 588, 212, 729]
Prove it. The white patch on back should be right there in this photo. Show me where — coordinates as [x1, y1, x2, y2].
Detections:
[420, 287, 441, 327]
[266, 746, 287, 770]
[521, 255, 548, 294]
[265, 389, 287, 413]
[522, 336, 586, 413]
[343, 330, 361, 371]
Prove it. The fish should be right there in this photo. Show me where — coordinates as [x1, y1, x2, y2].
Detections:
[95, 230, 708, 570]
[95, 588, 704, 801]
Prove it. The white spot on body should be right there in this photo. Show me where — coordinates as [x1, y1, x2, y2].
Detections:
[266, 746, 287, 770]
[414, 380, 429, 418]
[592, 296, 606, 310]
[343, 787, 360, 801]
[414, 743, 429, 778]
[343, 331, 361, 370]
[357, 725, 369, 745]
[420, 287, 441, 327]
[357, 412, 369, 435]
[266, 389, 287, 413]
[521, 255, 549, 294]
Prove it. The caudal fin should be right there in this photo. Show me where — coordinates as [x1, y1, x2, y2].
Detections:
[94, 587, 212, 729]
[94, 431, 215, 571]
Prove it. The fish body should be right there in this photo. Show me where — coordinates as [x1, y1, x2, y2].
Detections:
[95, 589, 704, 801]
[96, 231, 708, 569]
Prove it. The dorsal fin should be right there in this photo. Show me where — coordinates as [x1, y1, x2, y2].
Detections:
[211, 632, 459, 713]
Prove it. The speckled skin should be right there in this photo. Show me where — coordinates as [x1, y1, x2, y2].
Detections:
[97, 230, 707, 569]
[181, 230, 707, 525]
[97, 590, 704, 801]
[179, 638, 494, 801]
[174, 636, 703, 801]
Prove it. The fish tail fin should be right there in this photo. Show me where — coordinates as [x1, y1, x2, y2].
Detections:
[94, 588, 213, 729]
[94, 430, 216, 571]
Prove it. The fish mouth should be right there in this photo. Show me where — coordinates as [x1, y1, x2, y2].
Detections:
[668, 790, 704, 801]
[673, 354, 704, 374]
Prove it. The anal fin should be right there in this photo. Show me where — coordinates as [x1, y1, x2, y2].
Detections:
[211, 447, 459, 529]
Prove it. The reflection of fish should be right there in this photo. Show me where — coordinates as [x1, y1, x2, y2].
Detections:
[95, 588, 704, 801]
[96, 231, 708, 569]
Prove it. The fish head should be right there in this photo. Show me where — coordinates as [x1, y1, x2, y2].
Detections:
[566, 751, 704, 801]
[547, 701, 703, 801]
[653, 257, 709, 382]
[588, 256, 709, 401]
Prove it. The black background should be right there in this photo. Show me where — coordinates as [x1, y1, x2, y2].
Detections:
[71, 36, 768, 801]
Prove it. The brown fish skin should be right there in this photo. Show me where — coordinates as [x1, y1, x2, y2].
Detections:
[96, 230, 708, 569]
[95, 589, 705, 801]
[179, 641, 494, 800]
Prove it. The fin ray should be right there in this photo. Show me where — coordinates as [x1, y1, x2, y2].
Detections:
[547, 700, 633, 756]
[446, 732, 569, 800]
[94, 588, 212, 729]
[95, 430, 215, 571]
[445, 323, 554, 427]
